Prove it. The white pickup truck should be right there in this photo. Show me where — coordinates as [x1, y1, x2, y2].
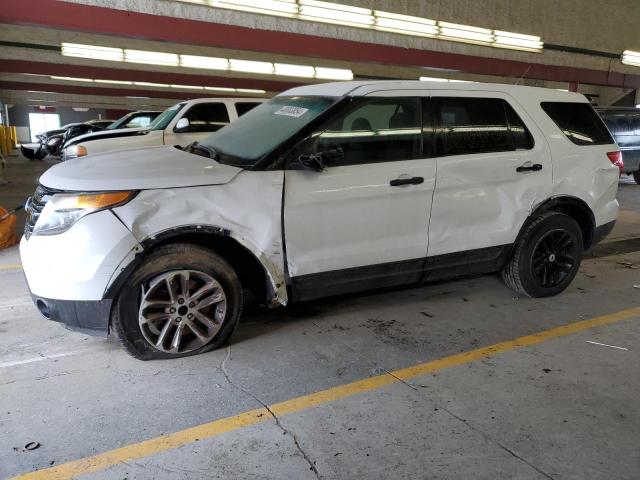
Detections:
[62, 97, 265, 160]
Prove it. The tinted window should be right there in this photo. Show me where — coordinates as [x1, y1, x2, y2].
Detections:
[314, 97, 422, 166]
[505, 103, 534, 150]
[181, 103, 230, 132]
[437, 98, 511, 156]
[542, 102, 614, 146]
[235, 102, 261, 117]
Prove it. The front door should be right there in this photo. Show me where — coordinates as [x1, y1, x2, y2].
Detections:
[283, 95, 436, 300]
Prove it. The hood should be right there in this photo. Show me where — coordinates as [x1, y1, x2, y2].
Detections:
[40, 145, 243, 191]
[64, 127, 150, 148]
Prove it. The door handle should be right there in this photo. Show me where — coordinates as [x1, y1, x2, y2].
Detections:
[516, 163, 543, 173]
[390, 176, 424, 186]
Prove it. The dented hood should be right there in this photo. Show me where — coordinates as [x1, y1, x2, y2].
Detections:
[40, 145, 243, 191]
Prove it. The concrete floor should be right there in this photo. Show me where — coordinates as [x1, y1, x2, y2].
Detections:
[1, 154, 639, 480]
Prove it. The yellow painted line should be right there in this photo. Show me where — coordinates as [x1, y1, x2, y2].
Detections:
[0, 263, 22, 272]
[10, 306, 640, 480]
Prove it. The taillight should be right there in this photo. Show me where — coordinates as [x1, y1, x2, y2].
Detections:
[607, 151, 624, 173]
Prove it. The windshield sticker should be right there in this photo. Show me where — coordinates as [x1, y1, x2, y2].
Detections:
[274, 106, 309, 118]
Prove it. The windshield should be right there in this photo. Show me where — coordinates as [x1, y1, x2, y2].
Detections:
[106, 114, 131, 130]
[149, 103, 185, 131]
[199, 96, 336, 167]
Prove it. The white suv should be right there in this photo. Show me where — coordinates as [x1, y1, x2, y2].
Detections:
[21, 81, 620, 360]
[62, 98, 265, 160]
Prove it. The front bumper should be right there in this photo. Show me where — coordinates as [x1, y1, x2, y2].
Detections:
[20, 210, 141, 334]
[29, 293, 111, 336]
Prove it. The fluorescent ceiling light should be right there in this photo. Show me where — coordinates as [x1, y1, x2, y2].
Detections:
[133, 81, 171, 88]
[94, 79, 133, 85]
[27, 99, 57, 103]
[622, 50, 640, 67]
[229, 59, 274, 74]
[27, 90, 56, 94]
[420, 76, 472, 83]
[274, 63, 315, 78]
[374, 11, 438, 37]
[210, 0, 298, 16]
[438, 21, 494, 43]
[126, 96, 151, 99]
[180, 55, 229, 70]
[170, 84, 205, 90]
[61, 42, 124, 61]
[47, 74, 266, 96]
[299, 0, 374, 27]
[315, 67, 354, 80]
[204, 86, 236, 92]
[186, 0, 542, 52]
[125, 49, 179, 66]
[50, 76, 93, 82]
[236, 88, 267, 94]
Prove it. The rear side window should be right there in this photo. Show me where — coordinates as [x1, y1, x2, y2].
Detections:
[235, 102, 262, 117]
[505, 103, 534, 150]
[541, 102, 614, 146]
[436, 98, 513, 156]
[181, 103, 230, 132]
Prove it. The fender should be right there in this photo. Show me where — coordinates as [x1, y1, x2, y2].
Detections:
[517, 195, 595, 249]
[104, 225, 288, 307]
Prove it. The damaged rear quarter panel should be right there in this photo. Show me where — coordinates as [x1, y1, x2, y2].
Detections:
[111, 170, 288, 304]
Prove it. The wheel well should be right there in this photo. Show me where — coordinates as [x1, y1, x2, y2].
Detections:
[141, 232, 269, 302]
[533, 197, 595, 249]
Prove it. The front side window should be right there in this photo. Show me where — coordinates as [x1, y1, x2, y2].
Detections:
[180, 103, 230, 132]
[541, 102, 614, 146]
[437, 97, 511, 156]
[200, 96, 336, 167]
[312, 97, 422, 166]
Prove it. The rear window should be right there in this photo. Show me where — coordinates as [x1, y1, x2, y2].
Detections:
[541, 102, 614, 146]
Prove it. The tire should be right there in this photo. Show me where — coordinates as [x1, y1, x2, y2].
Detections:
[633, 171, 640, 185]
[112, 243, 243, 360]
[501, 212, 583, 298]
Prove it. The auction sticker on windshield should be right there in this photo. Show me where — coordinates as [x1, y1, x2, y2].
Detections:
[274, 106, 309, 118]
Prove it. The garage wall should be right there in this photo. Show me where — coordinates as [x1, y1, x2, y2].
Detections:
[7, 105, 109, 142]
[8, 105, 107, 126]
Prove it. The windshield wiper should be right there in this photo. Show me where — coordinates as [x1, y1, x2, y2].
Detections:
[184, 141, 219, 160]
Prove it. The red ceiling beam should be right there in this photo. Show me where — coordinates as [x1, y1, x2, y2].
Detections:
[0, 60, 301, 91]
[1, 0, 639, 89]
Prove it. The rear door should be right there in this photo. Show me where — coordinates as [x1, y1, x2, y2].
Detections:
[427, 93, 551, 257]
[284, 94, 437, 299]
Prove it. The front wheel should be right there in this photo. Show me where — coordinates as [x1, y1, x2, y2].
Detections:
[633, 171, 640, 185]
[112, 243, 243, 360]
[502, 212, 583, 298]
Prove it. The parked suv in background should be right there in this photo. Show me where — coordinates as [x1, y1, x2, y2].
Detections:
[597, 107, 640, 183]
[62, 98, 264, 160]
[21, 81, 620, 360]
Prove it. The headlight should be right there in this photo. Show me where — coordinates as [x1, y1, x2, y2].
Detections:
[33, 191, 134, 236]
[64, 144, 88, 160]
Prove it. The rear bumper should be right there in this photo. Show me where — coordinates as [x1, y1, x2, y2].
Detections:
[591, 220, 616, 247]
[29, 293, 111, 336]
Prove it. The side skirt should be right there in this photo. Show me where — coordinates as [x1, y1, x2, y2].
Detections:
[290, 244, 512, 302]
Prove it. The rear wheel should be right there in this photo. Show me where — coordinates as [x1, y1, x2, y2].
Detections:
[502, 212, 583, 297]
[112, 243, 243, 360]
[633, 171, 640, 185]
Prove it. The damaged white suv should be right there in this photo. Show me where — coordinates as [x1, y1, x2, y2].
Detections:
[21, 81, 620, 360]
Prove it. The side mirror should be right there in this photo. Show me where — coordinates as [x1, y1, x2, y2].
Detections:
[294, 146, 344, 172]
[174, 117, 190, 132]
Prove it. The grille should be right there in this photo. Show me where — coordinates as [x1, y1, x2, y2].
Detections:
[24, 184, 60, 239]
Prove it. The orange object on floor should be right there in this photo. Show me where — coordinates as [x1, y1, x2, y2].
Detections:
[0, 206, 19, 249]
